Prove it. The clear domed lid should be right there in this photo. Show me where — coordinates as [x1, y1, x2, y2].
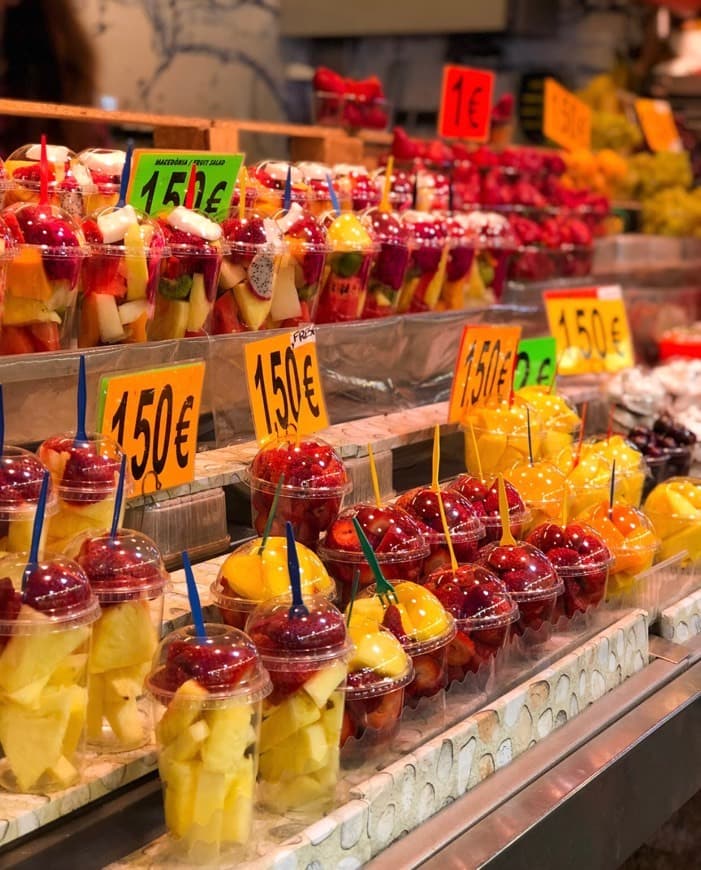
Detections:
[423, 563, 519, 628]
[526, 521, 613, 575]
[82, 204, 165, 253]
[320, 502, 429, 560]
[248, 436, 351, 495]
[3, 201, 87, 257]
[394, 486, 484, 544]
[37, 432, 125, 500]
[478, 541, 563, 601]
[0, 446, 57, 520]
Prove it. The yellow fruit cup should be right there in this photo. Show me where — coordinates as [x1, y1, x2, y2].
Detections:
[506, 460, 571, 534]
[644, 477, 701, 567]
[516, 386, 581, 462]
[0, 446, 58, 556]
[558, 448, 623, 517]
[582, 436, 647, 508]
[463, 398, 544, 477]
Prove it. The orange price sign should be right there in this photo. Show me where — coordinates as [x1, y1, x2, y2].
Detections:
[634, 99, 681, 153]
[448, 325, 522, 423]
[438, 65, 495, 141]
[544, 285, 633, 376]
[96, 361, 205, 495]
[543, 77, 591, 151]
[245, 326, 328, 443]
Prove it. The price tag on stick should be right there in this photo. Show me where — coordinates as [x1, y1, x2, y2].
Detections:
[634, 99, 681, 153]
[544, 285, 633, 376]
[245, 327, 329, 443]
[543, 78, 591, 151]
[513, 336, 557, 390]
[126, 150, 244, 216]
[438, 65, 495, 142]
[96, 361, 205, 495]
[448, 325, 522, 423]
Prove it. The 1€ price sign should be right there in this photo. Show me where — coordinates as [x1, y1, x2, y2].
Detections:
[543, 78, 591, 151]
[438, 65, 494, 142]
[448, 325, 522, 423]
[513, 336, 557, 390]
[634, 99, 681, 153]
[127, 150, 244, 217]
[245, 327, 329, 443]
[544, 286, 633, 376]
[96, 361, 205, 495]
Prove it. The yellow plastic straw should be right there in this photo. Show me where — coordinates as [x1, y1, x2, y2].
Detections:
[468, 422, 483, 480]
[238, 166, 248, 220]
[432, 423, 441, 492]
[368, 443, 382, 507]
[379, 156, 394, 213]
[497, 474, 517, 546]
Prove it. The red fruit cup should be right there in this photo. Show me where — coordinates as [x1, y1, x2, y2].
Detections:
[248, 436, 351, 552]
[398, 210, 450, 314]
[275, 203, 330, 326]
[80, 205, 166, 347]
[424, 564, 518, 685]
[246, 594, 351, 816]
[446, 474, 531, 546]
[150, 206, 223, 340]
[332, 164, 380, 212]
[146, 624, 271, 864]
[211, 535, 337, 630]
[448, 211, 516, 304]
[0, 447, 58, 556]
[4, 142, 93, 217]
[249, 161, 309, 217]
[2, 201, 87, 355]
[0, 215, 16, 322]
[68, 529, 169, 752]
[297, 162, 336, 217]
[360, 207, 411, 318]
[0, 553, 99, 793]
[38, 433, 125, 553]
[318, 502, 430, 608]
[371, 167, 413, 212]
[478, 541, 563, 644]
[77, 148, 126, 213]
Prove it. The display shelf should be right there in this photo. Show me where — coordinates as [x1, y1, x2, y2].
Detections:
[658, 586, 701, 644]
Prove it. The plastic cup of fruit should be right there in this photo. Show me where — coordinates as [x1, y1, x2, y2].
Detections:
[216, 212, 284, 333]
[149, 206, 223, 341]
[146, 623, 271, 864]
[462, 398, 544, 478]
[359, 207, 411, 318]
[248, 436, 351, 552]
[76, 148, 126, 213]
[394, 485, 485, 579]
[246, 594, 351, 816]
[249, 161, 309, 217]
[318, 502, 430, 609]
[297, 162, 337, 217]
[448, 211, 517, 304]
[1, 201, 87, 354]
[79, 204, 166, 347]
[516, 386, 581, 462]
[423, 564, 518, 685]
[0, 552, 99, 793]
[557, 448, 621, 517]
[440, 214, 479, 310]
[397, 210, 450, 314]
[478, 541, 563, 643]
[446, 474, 531, 546]
[371, 167, 414, 212]
[38, 433, 125, 553]
[0, 446, 58, 556]
[274, 202, 330, 326]
[506, 460, 571, 534]
[4, 142, 93, 217]
[526, 522, 613, 619]
[315, 211, 378, 323]
[211, 534, 337, 630]
[67, 529, 168, 752]
[582, 436, 647, 508]
[644, 477, 701, 566]
[332, 164, 380, 212]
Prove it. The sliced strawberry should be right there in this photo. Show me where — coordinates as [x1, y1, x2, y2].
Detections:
[0, 325, 35, 355]
[365, 689, 403, 731]
[382, 603, 407, 642]
[447, 631, 476, 667]
[29, 322, 61, 353]
[212, 291, 243, 335]
[408, 652, 444, 700]
[341, 710, 355, 746]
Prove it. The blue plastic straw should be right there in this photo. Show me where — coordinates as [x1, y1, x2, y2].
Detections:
[182, 551, 206, 639]
[326, 173, 340, 215]
[286, 521, 308, 618]
[283, 166, 292, 211]
[110, 455, 127, 540]
[22, 471, 50, 592]
[76, 355, 87, 443]
[117, 140, 134, 209]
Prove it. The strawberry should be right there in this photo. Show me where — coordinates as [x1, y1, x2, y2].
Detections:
[423, 575, 466, 618]
[407, 652, 445, 701]
[382, 604, 408, 642]
[0, 326, 38, 356]
[447, 631, 476, 667]
[212, 291, 244, 335]
[365, 688, 403, 731]
[22, 558, 93, 615]
[268, 669, 316, 705]
[544, 547, 579, 569]
[0, 578, 21, 649]
[158, 637, 258, 693]
[340, 710, 354, 746]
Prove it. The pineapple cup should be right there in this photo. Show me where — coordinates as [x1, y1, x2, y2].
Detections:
[146, 624, 271, 866]
[67, 529, 169, 752]
[0, 553, 99, 794]
[0, 446, 58, 556]
[462, 399, 545, 478]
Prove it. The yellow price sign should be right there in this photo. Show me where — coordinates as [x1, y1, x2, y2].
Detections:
[245, 326, 329, 443]
[543, 78, 591, 151]
[544, 286, 633, 376]
[96, 361, 205, 495]
[448, 325, 522, 423]
[634, 98, 681, 153]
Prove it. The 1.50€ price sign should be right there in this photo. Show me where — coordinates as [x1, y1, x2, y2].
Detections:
[543, 78, 591, 151]
[96, 362, 205, 495]
[544, 286, 633, 376]
[245, 327, 329, 443]
[448, 325, 522, 423]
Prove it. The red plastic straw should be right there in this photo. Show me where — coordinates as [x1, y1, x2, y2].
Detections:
[39, 134, 49, 207]
[184, 163, 197, 209]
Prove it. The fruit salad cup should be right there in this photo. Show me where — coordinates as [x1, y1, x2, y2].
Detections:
[576, 502, 660, 600]
[0, 553, 99, 793]
[275, 202, 330, 325]
[440, 213, 478, 310]
[446, 474, 530, 546]
[644, 477, 701, 566]
[506, 459, 571, 534]
[478, 541, 563, 643]
[4, 142, 93, 217]
[527, 522, 613, 618]
[0, 447, 57, 555]
[149, 206, 223, 340]
[397, 211, 449, 314]
[77, 148, 126, 213]
[38, 433, 125, 552]
[246, 594, 350, 815]
[315, 212, 378, 323]
[248, 436, 351, 552]
[360, 207, 410, 318]
[462, 398, 544, 477]
[297, 162, 336, 216]
[342, 615, 413, 762]
[395, 486, 485, 579]
[371, 167, 414, 212]
[319, 503, 429, 608]
[423, 564, 518, 685]
[216, 212, 284, 333]
[80, 205, 166, 347]
[249, 161, 309, 217]
[146, 624, 271, 864]
[443, 212, 516, 306]
[332, 164, 380, 211]
[583, 436, 647, 508]
[558, 448, 623, 517]
[355, 581, 456, 709]
[211, 535, 337, 630]
[516, 386, 581, 462]
[2, 202, 87, 354]
[68, 529, 168, 752]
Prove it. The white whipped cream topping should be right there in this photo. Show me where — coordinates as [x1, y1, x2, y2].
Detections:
[26, 144, 70, 163]
[97, 205, 139, 245]
[79, 149, 126, 176]
[166, 206, 221, 241]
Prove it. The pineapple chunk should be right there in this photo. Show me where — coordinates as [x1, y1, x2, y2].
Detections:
[221, 762, 255, 845]
[201, 703, 253, 773]
[162, 758, 199, 838]
[156, 680, 209, 746]
[303, 660, 347, 707]
[6, 518, 33, 553]
[162, 718, 210, 763]
[104, 696, 144, 747]
[48, 755, 79, 789]
[125, 223, 149, 300]
[258, 722, 329, 781]
[259, 692, 320, 749]
[87, 673, 105, 742]
[186, 273, 210, 333]
[320, 691, 345, 744]
[189, 767, 231, 849]
[261, 774, 326, 813]
[61, 684, 88, 758]
[48, 653, 89, 687]
[95, 293, 126, 344]
[90, 599, 157, 674]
